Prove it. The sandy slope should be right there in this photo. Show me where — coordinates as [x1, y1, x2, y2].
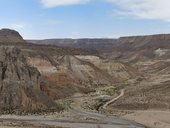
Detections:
[123, 110, 170, 128]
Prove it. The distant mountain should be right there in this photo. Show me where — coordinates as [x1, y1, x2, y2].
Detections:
[27, 34, 170, 62]
[27, 38, 118, 51]
[118, 34, 170, 50]
[102, 34, 170, 62]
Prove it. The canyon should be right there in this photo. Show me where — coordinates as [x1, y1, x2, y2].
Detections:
[0, 28, 170, 128]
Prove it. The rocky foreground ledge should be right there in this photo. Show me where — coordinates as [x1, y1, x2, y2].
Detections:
[0, 46, 61, 114]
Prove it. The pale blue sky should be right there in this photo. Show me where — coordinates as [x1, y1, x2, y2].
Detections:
[0, 0, 170, 39]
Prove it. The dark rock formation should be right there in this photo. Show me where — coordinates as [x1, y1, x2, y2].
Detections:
[0, 29, 25, 43]
[0, 46, 58, 114]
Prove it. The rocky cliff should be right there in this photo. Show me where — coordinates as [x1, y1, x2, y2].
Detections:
[0, 46, 58, 114]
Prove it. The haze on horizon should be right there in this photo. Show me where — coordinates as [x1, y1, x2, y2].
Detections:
[1, 0, 170, 39]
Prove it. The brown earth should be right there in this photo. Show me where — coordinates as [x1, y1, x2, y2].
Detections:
[0, 29, 24, 44]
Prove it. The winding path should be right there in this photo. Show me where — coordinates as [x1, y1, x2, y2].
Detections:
[103, 89, 125, 109]
[0, 90, 147, 128]
[64, 95, 147, 128]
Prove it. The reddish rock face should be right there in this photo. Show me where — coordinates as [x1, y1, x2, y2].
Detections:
[0, 46, 59, 114]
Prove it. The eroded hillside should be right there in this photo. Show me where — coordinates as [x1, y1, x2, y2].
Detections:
[0, 46, 60, 114]
[101, 34, 170, 111]
[27, 54, 138, 99]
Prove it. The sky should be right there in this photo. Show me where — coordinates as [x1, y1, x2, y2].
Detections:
[1, 0, 170, 39]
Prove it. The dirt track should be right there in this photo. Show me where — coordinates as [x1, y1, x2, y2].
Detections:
[64, 96, 146, 128]
[0, 95, 146, 128]
[103, 89, 125, 109]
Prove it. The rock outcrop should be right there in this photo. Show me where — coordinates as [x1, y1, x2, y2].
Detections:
[0, 46, 58, 114]
[0, 29, 25, 43]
